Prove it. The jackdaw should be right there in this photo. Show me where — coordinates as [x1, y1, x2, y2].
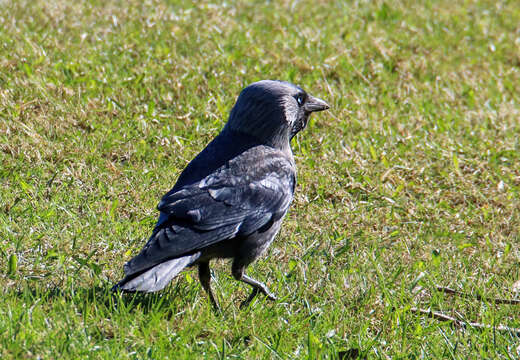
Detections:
[112, 80, 329, 309]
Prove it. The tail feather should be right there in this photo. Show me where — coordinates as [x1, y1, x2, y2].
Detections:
[112, 252, 201, 292]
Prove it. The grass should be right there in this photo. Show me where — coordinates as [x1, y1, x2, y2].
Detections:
[1, 0, 520, 358]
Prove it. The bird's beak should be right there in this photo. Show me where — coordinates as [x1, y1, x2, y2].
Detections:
[304, 95, 330, 113]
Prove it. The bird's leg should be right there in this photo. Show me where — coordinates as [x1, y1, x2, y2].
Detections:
[198, 262, 219, 311]
[232, 264, 277, 308]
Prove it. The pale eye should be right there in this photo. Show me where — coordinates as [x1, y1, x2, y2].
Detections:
[296, 94, 305, 106]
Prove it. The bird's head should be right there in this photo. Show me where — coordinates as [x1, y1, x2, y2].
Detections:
[224, 80, 329, 150]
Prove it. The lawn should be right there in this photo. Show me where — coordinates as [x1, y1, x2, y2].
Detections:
[1, 0, 520, 358]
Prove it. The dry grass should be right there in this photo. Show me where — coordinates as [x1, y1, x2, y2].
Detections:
[1, 0, 520, 358]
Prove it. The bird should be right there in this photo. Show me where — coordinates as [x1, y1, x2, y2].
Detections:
[112, 80, 329, 309]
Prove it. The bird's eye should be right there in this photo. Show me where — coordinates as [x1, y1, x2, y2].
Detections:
[296, 94, 305, 106]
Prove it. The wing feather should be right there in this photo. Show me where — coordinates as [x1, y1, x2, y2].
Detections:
[124, 147, 295, 276]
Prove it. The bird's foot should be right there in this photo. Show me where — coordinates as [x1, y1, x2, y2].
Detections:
[239, 287, 277, 309]
[265, 292, 277, 301]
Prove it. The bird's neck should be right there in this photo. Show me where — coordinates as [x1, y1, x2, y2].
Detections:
[223, 126, 293, 157]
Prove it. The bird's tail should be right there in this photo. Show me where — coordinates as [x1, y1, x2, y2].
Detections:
[112, 252, 201, 292]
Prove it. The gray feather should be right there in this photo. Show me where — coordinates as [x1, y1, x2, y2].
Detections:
[117, 252, 201, 292]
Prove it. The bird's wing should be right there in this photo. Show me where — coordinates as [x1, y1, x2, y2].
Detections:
[124, 147, 295, 276]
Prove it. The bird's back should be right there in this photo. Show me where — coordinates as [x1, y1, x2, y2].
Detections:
[155, 128, 263, 228]
[171, 128, 264, 190]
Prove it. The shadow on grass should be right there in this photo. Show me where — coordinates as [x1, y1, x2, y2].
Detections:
[13, 280, 199, 317]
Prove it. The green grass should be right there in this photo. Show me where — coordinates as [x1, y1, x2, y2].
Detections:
[1, 0, 520, 358]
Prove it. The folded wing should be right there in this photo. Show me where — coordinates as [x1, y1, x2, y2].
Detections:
[123, 147, 295, 277]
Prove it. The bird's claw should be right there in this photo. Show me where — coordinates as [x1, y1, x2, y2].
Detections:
[240, 289, 277, 309]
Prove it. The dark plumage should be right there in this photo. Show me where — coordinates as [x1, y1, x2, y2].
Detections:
[112, 80, 329, 309]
